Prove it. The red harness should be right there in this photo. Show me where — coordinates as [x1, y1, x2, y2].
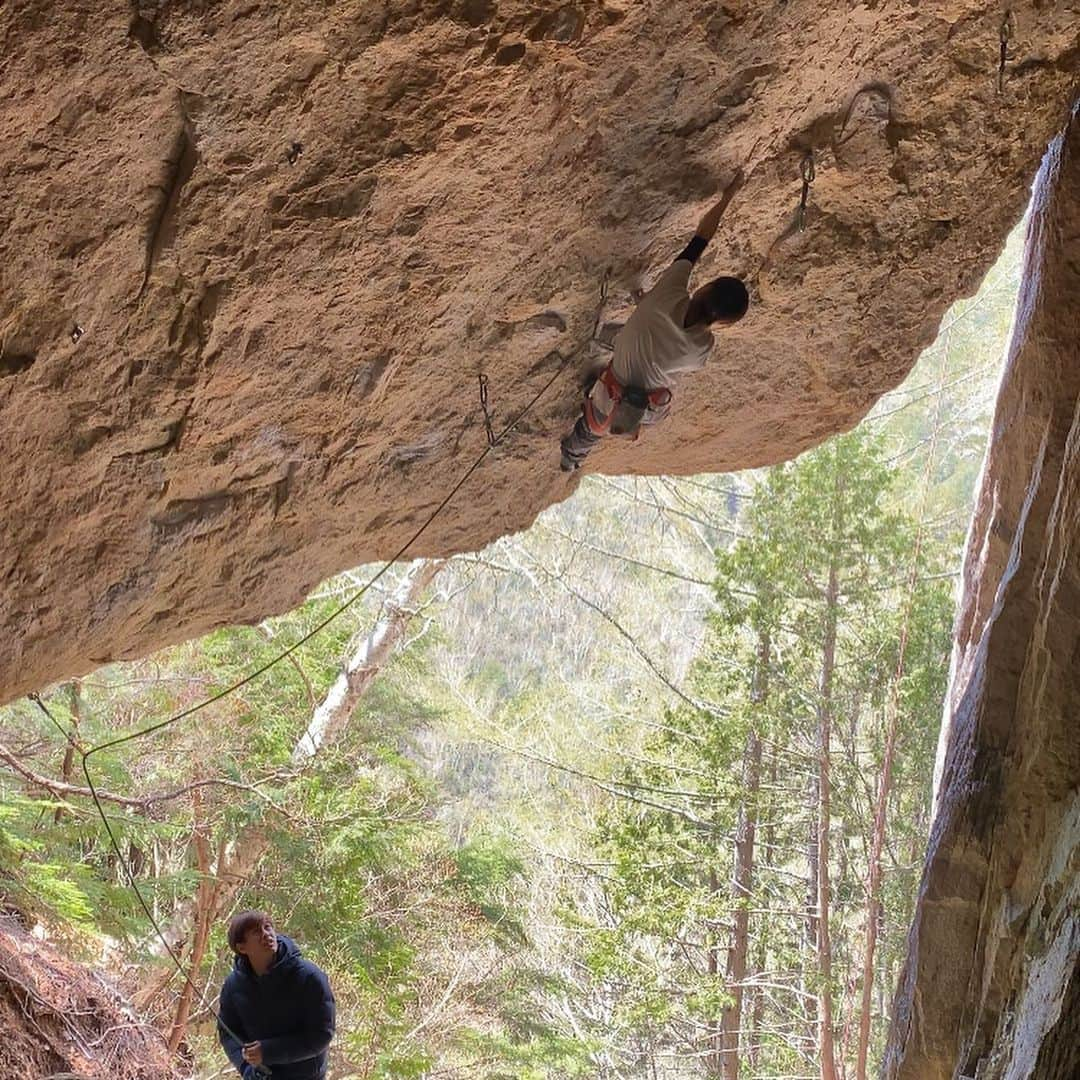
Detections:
[584, 364, 673, 436]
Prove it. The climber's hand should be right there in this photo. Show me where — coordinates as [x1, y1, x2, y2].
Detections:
[242, 1041, 264, 1066]
[695, 168, 745, 241]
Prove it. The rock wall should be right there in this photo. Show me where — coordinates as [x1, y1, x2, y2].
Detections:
[2, 2, 1079, 701]
[885, 105, 1080, 1080]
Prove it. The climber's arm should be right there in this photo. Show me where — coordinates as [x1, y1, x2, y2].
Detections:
[674, 169, 745, 264]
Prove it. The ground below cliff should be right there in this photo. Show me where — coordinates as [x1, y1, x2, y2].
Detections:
[0, 916, 182, 1080]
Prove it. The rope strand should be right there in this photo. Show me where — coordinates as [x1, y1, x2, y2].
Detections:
[26, 343, 577, 1069]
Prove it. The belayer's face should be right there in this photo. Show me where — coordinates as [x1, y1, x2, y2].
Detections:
[238, 917, 277, 964]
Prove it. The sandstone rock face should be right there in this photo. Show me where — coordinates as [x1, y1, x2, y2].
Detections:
[1, 2, 1079, 701]
[885, 107, 1080, 1080]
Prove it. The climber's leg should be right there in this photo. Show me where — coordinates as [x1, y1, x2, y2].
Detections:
[560, 413, 600, 471]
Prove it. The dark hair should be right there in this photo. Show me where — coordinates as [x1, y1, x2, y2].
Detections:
[700, 276, 749, 324]
[228, 910, 269, 952]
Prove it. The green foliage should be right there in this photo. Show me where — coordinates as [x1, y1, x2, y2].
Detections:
[577, 427, 956, 1075]
[452, 833, 528, 944]
[456, 968, 596, 1079]
[0, 800, 94, 926]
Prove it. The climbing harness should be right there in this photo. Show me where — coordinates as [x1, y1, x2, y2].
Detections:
[27, 346, 576, 1073]
[584, 363, 673, 438]
[796, 150, 815, 232]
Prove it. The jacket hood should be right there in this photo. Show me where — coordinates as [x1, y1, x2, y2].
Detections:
[232, 932, 303, 979]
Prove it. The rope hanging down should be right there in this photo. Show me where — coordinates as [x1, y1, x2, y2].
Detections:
[30, 691, 268, 1072]
[26, 334, 583, 1070]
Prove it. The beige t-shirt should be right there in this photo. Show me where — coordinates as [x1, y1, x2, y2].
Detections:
[611, 260, 714, 391]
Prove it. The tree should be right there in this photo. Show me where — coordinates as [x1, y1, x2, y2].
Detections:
[581, 428, 953, 1078]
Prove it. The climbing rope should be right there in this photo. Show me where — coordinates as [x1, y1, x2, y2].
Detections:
[29, 691, 266, 1073]
[82, 353, 572, 759]
[26, 332, 582, 1068]
[834, 82, 896, 149]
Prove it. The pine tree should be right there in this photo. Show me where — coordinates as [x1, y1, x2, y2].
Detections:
[584, 429, 953, 1078]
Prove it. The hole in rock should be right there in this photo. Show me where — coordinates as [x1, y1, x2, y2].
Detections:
[0, 351, 35, 377]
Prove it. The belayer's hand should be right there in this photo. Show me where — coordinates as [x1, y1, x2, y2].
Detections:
[242, 1041, 264, 1067]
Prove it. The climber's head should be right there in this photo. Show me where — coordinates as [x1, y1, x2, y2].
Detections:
[685, 276, 750, 328]
[229, 909, 277, 972]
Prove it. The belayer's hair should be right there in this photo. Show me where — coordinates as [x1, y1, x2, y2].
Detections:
[699, 276, 750, 324]
[228, 909, 269, 951]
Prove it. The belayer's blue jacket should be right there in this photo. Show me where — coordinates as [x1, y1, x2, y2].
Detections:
[217, 934, 335, 1080]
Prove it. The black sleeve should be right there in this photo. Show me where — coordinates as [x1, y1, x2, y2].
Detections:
[674, 234, 708, 266]
[217, 984, 249, 1076]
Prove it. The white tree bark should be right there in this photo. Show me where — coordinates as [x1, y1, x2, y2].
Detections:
[292, 559, 444, 764]
[146, 559, 445, 967]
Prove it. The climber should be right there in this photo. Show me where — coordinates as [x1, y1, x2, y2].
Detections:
[560, 171, 749, 471]
[218, 910, 335, 1080]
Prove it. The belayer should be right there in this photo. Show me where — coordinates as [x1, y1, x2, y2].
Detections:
[218, 910, 335, 1079]
[560, 171, 749, 471]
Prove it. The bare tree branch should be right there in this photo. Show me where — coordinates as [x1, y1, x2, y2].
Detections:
[0, 742, 298, 817]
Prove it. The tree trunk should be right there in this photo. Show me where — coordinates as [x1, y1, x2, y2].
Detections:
[720, 633, 769, 1080]
[54, 680, 81, 824]
[707, 866, 724, 1077]
[804, 766, 820, 1052]
[153, 559, 446, 1032]
[167, 787, 220, 1053]
[816, 562, 840, 1080]
[293, 559, 444, 763]
[748, 746, 776, 1069]
[856, 697, 900, 1079]
[151, 560, 445, 956]
[858, 320, 945, 1079]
